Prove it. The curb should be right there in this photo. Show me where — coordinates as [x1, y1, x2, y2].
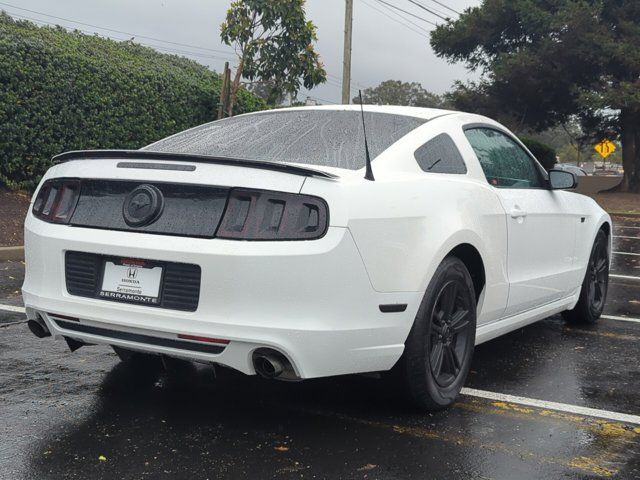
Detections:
[0, 246, 24, 262]
[609, 212, 640, 218]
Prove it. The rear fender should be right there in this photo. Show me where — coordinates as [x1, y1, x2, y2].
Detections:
[333, 176, 509, 325]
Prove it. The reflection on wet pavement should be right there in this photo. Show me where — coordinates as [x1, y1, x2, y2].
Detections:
[1, 314, 639, 479]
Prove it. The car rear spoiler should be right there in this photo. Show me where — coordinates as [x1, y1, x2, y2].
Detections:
[52, 150, 340, 180]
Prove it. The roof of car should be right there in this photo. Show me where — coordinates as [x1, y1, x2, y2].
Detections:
[240, 104, 457, 121]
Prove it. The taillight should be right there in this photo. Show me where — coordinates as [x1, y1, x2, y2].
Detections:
[217, 189, 328, 240]
[32, 179, 81, 224]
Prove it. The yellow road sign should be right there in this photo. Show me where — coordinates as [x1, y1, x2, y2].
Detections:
[594, 139, 616, 158]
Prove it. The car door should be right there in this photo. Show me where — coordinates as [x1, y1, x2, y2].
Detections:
[464, 126, 577, 317]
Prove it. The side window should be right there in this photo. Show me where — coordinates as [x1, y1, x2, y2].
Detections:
[414, 133, 467, 174]
[464, 128, 544, 188]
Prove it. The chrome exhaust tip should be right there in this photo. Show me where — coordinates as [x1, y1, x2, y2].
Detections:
[253, 353, 285, 379]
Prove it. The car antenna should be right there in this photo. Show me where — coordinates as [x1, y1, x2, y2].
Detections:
[358, 90, 375, 181]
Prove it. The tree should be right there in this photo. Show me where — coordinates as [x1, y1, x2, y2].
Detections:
[249, 81, 285, 106]
[0, 12, 265, 189]
[431, 0, 640, 191]
[520, 138, 556, 171]
[522, 119, 592, 166]
[220, 0, 327, 115]
[353, 80, 446, 108]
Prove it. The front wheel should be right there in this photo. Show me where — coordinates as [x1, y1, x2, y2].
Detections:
[562, 229, 609, 324]
[401, 256, 477, 410]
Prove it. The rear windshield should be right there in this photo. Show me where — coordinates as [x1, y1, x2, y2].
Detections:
[145, 110, 426, 170]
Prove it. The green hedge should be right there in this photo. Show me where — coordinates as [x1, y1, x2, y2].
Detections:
[520, 137, 557, 171]
[0, 13, 265, 189]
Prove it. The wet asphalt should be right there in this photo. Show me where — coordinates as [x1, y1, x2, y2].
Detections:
[1, 216, 639, 479]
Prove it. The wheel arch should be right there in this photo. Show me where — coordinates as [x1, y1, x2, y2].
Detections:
[445, 243, 486, 302]
[594, 214, 613, 261]
[419, 220, 511, 327]
[599, 220, 612, 256]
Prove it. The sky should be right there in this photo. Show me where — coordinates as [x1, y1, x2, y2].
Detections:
[1, 0, 480, 104]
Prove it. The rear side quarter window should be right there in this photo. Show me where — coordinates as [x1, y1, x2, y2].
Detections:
[414, 133, 467, 174]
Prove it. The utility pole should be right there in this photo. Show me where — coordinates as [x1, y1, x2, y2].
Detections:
[224, 65, 231, 117]
[217, 61, 229, 120]
[341, 0, 353, 104]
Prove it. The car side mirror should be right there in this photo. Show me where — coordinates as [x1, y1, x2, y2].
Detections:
[548, 169, 577, 190]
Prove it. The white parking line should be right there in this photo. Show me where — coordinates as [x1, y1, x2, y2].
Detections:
[610, 273, 640, 281]
[0, 302, 638, 424]
[461, 387, 640, 425]
[613, 251, 640, 256]
[613, 235, 640, 240]
[0, 304, 25, 313]
[601, 314, 640, 324]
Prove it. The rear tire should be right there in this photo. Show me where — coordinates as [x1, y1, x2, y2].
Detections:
[401, 256, 477, 410]
[562, 230, 609, 324]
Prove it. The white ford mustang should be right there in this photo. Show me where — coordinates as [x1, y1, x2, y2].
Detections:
[22, 105, 611, 409]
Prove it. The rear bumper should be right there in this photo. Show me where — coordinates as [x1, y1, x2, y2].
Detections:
[23, 214, 420, 378]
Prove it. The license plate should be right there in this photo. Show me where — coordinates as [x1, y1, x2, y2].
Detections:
[99, 259, 163, 305]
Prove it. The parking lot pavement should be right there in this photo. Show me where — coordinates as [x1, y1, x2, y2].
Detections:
[1, 216, 639, 479]
[0, 260, 25, 324]
[615, 225, 640, 239]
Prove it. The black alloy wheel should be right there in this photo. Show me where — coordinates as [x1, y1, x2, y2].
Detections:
[429, 279, 473, 388]
[401, 256, 477, 410]
[562, 229, 609, 324]
[587, 235, 608, 314]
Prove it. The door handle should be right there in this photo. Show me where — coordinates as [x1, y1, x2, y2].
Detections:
[510, 207, 528, 219]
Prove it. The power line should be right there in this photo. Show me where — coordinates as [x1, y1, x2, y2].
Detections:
[327, 71, 366, 90]
[323, 75, 360, 100]
[362, 0, 431, 37]
[0, 1, 236, 57]
[362, 0, 430, 37]
[5, 11, 235, 64]
[374, 0, 438, 27]
[296, 91, 337, 105]
[326, 71, 361, 91]
[359, 0, 431, 38]
[6, 9, 344, 103]
[307, 94, 337, 104]
[413, 1, 449, 18]
[1, 2, 358, 96]
[424, 0, 461, 16]
[405, 0, 449, 21]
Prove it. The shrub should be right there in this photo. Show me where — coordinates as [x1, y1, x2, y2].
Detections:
[0, 13, 265, 189]
[520, 137, 557, 171]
